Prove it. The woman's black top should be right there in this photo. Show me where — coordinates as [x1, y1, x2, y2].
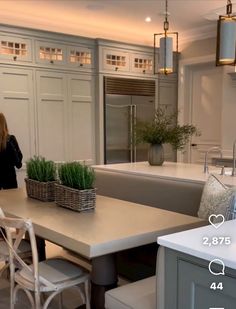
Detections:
[0, 135, 23, 189]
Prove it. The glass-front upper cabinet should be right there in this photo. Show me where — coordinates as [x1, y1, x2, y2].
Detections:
[67, 46, 93, 69]
[35, 40, 67, 66]
[0, 35, 32, 62]
[131, 53, 153, 75]
[102, 48, 130, 72]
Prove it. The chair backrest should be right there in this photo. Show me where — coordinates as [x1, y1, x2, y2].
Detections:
[0, 208, 54, 291]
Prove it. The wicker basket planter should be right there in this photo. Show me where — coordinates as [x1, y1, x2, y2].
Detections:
[25, 178, 57, 202]
[55, 183, 96, 212]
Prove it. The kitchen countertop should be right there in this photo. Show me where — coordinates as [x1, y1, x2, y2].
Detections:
[157, 219, 236, 270]
[93, 161, 236, 187]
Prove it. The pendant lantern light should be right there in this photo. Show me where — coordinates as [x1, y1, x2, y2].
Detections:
[216, 0, 236, 66]
[154, 0, 178, 74]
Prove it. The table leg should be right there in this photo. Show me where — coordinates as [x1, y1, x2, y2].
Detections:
[90, 254, 118, 309]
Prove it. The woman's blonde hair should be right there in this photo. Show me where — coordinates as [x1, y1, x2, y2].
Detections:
[0, 113, 9, 151]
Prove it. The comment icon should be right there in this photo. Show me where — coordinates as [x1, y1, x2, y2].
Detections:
[208, 259, 225, 276]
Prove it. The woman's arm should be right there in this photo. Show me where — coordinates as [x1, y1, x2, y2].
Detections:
[8, 135, 23, 169]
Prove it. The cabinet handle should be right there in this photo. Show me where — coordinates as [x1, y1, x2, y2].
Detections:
[50, 60, 54, 64]
[13, 56, 17, 61]
[191, 143, 197, 147]
[115, 67, 118, 71]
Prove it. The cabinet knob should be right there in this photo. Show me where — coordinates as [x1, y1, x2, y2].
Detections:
[143, 70, 146, 74]
[13, 56, 17, 61]
[115, 67, 118, 71]
[191, 143, 197, 147]
[79, 63, 83, 67]
[50, 60, 54, 64]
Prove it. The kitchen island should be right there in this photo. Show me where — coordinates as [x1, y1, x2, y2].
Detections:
[93, 161, 236, 186]
[157, 220, 236, 309]
[93, 161, 236, 216]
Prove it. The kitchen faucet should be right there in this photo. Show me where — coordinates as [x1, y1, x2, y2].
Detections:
[203, 146, 223, 174]
[231, 139, 236, 176]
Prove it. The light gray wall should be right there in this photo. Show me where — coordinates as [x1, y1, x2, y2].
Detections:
[180, 37, 216, 59]
[179, 37, 236, 158]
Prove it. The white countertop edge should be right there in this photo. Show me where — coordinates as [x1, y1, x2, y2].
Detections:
[157, 219, 236, 270]
[157, 238, 236, 270]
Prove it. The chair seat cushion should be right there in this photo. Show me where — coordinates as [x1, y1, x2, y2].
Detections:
[18, 258, 85, 285]
[105, 276, 156, 309]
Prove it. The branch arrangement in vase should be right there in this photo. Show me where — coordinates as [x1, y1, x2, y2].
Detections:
[136, 107, 200, 150]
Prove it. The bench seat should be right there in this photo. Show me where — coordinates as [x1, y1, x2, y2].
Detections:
[105, 276, 156, 309]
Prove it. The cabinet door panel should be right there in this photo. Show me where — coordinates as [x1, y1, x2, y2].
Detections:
[0, 66, 35, 160]
[68, 75, 94, 163]
[35, 41, 67, 66]
[36, 71, 67, 161]
[178, 259, 236, 309]
[0, 35, 32, 62]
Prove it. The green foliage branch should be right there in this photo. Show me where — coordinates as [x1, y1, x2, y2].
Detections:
[136, 107, 200, 150]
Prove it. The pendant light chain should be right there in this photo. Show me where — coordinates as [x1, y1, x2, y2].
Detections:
[227, 0, 232, 15]
[164, 0, 169, 32]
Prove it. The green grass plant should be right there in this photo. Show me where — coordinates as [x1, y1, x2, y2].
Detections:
[58, 162, 95, 190]
[26, 156, 56, 182]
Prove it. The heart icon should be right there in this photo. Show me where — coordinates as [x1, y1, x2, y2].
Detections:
[208, 214, 225, 229]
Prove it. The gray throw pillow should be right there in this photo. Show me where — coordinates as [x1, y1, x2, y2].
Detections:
[198, 174, 236, 221]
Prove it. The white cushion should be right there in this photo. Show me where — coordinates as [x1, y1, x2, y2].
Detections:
[198, 174, 236, 221]
[105, 276, 156, 309]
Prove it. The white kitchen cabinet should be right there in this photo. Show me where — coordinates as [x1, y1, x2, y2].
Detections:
[35, 71, 67, 161]
[130, 53, 153, 75]
[162, 246, 236, 309]
[0, 35, 32, 62]
[35, 40, 67, 66]
[102, 48, 130, 72]
[35, 70, 95, 163]
[0, 66, 35, 160]
[67, 74, 95, 163]
[67, 45, 94, 69]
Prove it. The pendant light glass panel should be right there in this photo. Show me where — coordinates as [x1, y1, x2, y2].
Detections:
[159, 36, 173, 74]
[218, 17, 236, 64]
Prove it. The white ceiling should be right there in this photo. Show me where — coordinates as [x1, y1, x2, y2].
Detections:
[0, 0, 235, 50]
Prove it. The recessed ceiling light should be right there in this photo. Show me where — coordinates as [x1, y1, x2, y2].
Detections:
[145, 17, 152, 23]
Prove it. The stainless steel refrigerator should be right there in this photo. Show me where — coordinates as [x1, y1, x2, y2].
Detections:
[105, 94, 155, 164]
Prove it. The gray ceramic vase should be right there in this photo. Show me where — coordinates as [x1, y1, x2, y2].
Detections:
[148, 144, 164, 166]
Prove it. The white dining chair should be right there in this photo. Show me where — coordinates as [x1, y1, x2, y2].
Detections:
[0, 227, 32, 278]
[0, 208, 91, 309]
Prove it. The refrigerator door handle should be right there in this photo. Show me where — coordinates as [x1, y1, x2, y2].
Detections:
[132, 104, 137, 162]
[129, 105, 133, 163]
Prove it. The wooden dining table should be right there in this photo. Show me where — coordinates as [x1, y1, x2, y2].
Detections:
[0, 188, 205, 309]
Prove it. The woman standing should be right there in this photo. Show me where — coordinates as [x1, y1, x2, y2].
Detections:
[0, 113, 23, 189]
